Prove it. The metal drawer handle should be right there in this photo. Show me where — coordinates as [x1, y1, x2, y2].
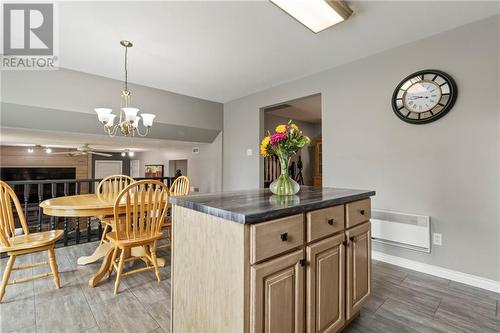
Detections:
[360, 209, 365, 215]
[280, 232, 288, 242]
[349, 236, 355, 242]
[299, 259, 305, 267]
[327, 218, 335, 225]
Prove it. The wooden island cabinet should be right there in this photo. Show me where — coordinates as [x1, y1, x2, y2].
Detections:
[170, 187, 375, 333]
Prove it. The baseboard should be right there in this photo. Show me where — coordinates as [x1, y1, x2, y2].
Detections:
[372, 251, 500, 293]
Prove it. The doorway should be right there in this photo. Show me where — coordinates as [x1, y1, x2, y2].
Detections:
[261, 94, 322, 188]
[94, 160, 123, 179]
[169, 159, 188, 177]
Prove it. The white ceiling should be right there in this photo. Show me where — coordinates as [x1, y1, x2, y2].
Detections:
[58, 1, 500, 103]
[265, 94, 321, 123]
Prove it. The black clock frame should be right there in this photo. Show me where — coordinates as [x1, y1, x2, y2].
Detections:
[391, 69, 458, 124]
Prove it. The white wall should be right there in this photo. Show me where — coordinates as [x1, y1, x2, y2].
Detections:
[223, 16, 500, 281]
[136, 133, 223, 194]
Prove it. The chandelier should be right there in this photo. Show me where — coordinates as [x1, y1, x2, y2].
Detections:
[95, 40, 155, 137]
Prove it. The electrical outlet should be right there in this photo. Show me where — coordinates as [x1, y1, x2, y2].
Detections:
[433, 233, 442, 246]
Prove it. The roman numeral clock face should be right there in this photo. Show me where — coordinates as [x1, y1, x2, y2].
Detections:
[392, 70, 457, 124]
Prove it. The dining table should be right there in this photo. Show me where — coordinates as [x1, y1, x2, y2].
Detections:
[40, 193, 167, 287]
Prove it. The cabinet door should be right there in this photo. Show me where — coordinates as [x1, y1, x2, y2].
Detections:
[306, 234, 345, 333]
[346, 222, 371, 319]
[251, 250, 305, 333]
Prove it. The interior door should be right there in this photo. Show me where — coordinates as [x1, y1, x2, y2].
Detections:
[346, 222, 371, 319]
[250, 249, 305, 333]
[306, 233, 345, 333]
[94, 160, 123, 179]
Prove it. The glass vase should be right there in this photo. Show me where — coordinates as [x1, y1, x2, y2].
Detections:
[269, 156, 300, 196]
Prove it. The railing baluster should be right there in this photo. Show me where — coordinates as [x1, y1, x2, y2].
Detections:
[87, 181, 92, 242]
[50, 183, 56, 230]
[75, 182, 80, 244]
[5, 176, 171, 247]
[63, 182, 69, 246]
[23, 184, 30, 230]
[37, 184, 43, 232]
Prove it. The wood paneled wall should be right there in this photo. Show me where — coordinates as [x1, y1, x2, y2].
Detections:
[0, 146, 91, 179]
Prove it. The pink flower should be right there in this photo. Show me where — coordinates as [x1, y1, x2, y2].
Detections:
[270, 133, 286, 145]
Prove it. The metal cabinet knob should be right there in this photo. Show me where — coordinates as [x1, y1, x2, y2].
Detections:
[280, 232, 288, 242]
[327, 218, 335, 225]
[360, 209, 365, 215]
[349, 236, 355, 242]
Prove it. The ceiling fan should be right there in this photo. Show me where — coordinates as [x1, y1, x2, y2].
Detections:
[49, 144, 113, 157]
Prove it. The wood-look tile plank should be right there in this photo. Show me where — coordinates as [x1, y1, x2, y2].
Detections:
[89, 292, 159, 333]
[8, 325, 37, 333]
[143, 300, 171, 333]
[372, 279, 441, 316]
[36, 291, 96, 333]
[401, 274, 497, 317]
[0, 296, 35, 332]
[353, 310, 419, 333]
[448, 280, 500, 302]
[375, 298, 466, 333]
[435, 298, 500, 333]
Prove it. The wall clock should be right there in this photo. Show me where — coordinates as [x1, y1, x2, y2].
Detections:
[392, 69, 457, 124]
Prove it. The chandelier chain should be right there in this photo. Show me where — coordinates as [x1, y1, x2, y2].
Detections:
[124, 45, 128, 92]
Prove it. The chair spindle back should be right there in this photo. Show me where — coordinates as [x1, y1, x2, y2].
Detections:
[169, 176, 190, 196]
[113, 180, 169, 241]
[97, 175, 135, 202]
[0, 181, 29, 247]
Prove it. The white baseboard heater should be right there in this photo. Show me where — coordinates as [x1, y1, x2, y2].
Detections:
[371, 209, 431, 253]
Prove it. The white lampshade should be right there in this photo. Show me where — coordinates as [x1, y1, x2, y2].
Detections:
[132, 116, 141, 128]
[122, 107, 139, 122]
[95, 108, 112, 122]
[104, 114, 116, 127]
[141, 113, 156, 127]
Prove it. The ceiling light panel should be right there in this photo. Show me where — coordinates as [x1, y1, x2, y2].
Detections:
[271, 0, 352, 33]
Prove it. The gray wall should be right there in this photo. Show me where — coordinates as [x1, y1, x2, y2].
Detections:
[2, 68, 223, 130]
[223, 16, 500, 280]
[136, 132, 223, 194]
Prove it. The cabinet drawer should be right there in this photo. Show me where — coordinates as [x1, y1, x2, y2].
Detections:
[250, 214, 304, 264]
[306, 205, 345, 242]
[346, 199, 371, 228]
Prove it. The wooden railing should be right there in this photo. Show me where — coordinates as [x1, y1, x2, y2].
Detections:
[3, 177, 175, 251]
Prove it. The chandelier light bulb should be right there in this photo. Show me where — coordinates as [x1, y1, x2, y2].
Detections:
[27, 147, 34, 153]
[132, 116, 141, 128]
[46, 148, 52, 154]
[128, 151, 135, 157]
[121, 151, 126, 157]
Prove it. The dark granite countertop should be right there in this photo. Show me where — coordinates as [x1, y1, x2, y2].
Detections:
[169, 187, 375, 224]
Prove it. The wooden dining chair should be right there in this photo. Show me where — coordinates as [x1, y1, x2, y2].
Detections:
[107, 179, 169, 294]
[160, 176, 190, 250]
[96, 175, 135, 245]
[0, 181, 63, 302]
[169, 176, 190, 196]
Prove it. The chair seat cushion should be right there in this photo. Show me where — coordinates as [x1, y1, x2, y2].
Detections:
[106, 231, 163, 247]
[0, 230, 64, 253]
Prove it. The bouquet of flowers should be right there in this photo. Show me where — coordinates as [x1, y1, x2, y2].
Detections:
[260, 121, 311, 195]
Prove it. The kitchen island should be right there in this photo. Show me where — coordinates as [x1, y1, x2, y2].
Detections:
[169, 187, 375, 333]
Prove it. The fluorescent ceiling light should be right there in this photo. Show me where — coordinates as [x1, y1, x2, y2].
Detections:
[271, 0, 352, 33]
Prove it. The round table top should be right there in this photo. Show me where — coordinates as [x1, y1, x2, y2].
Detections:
[40, 194, 117, 217]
